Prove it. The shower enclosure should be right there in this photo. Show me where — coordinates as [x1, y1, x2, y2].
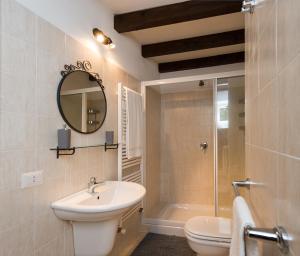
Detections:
[143, 75, 245, 236]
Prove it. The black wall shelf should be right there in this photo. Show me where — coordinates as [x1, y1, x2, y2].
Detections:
[50, 143, 119, 159]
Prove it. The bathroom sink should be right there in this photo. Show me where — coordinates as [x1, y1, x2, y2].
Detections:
[51, 181, 146, 256]
[52, 181, 145, 221]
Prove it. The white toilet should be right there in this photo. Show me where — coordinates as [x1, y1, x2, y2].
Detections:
[184, 216, 231, 256]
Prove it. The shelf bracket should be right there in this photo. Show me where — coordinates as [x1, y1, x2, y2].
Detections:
[54, 147, 76, 159]
[104, 143, 119, 151]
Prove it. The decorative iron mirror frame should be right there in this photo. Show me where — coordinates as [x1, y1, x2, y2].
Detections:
[57, 60, 107, 134]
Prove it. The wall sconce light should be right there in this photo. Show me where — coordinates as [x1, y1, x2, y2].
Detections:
[93, 28, 115, 49]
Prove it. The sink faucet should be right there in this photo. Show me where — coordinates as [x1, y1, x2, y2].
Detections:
[88, 177, 105, 194]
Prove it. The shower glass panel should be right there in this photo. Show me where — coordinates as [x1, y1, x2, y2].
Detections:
[216, 76, 245, 218]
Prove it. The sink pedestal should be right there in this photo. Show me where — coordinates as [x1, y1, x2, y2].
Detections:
[73, 218, 120, 256]
[51, 181, 146, 256]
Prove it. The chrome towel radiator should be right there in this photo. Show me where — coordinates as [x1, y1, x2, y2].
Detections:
[232, 178, 290, 254]
[117, 83, 143, 225]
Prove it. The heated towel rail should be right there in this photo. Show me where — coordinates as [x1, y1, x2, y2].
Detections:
[118, 84, 143, 225]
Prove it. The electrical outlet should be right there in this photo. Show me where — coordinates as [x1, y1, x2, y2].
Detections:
[21, 171, 43, 188]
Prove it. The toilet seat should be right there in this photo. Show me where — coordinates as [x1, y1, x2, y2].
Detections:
[185, 232, 230, 248]
[185, 230, 231, 244]
[184, 216, 231, 243]
[184, 216, 232, 256]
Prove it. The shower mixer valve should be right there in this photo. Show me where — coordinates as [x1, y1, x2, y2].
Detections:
[200, 142, 208, 150]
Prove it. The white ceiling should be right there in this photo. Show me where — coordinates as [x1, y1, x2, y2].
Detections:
[128, 12, 244, 64]
[101, 0, 186, 14]
[102, 0, 245, 67]
[127, 13, 244, 45]
[150, 44, 244, 63]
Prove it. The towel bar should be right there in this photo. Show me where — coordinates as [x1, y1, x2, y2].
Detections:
[244, 226, 290, 254]
[232, 178, 253, 196]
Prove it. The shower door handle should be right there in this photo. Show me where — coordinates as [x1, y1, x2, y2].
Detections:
[200, 142, 208, 151]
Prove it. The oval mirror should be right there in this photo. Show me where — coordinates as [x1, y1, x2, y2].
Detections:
[57, 65, 107, 134]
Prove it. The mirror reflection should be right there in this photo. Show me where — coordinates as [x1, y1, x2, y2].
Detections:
[58, 70, 107, 134]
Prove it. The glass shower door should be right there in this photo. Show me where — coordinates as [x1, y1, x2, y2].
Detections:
[216, 76, 245, 217]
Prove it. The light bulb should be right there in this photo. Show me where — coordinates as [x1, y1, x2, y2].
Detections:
[96, 34, 105, 43]
[93, 28, 105, 43]
[109, 43, 116, 49]
[92, 28, 115, 48]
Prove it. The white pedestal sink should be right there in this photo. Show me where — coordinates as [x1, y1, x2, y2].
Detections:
[51, 181, 146, 256]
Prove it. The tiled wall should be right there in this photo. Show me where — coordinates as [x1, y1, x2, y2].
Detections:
[0, 0, 143, 255]
[245, 0, 300, 255]
[160, 90, 214, 206]
[145, 87, 161, 217]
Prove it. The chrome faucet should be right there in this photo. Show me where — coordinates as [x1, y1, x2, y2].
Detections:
[88, 177, 105, 194]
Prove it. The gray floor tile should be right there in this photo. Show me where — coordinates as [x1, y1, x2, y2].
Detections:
[131, 233, 196, 256]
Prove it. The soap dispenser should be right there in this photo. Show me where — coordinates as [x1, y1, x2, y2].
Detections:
[57, 124, 71, 149]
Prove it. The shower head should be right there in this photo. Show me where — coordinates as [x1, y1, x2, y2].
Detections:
[198, 80, 205, 87]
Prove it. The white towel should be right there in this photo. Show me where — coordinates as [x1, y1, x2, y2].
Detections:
[229, 196, 259, 256]
[126, 88, 142, 159]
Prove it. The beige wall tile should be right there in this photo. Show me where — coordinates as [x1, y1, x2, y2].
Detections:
[257, 81, 279, 151]
[257, 2, 277, 90]
[34, 235, 64, 256]
[1, 72, 36, 114]
[278, 55, 300, 158]
[37, 49, 65, 87]
[145, 87, 161, 216]
[245, 10, 259, 101]
[0, 187, 34, 231]
[33, 212, 64, 250]
[256, 0, 276, 40]
[86, 147, 104, 179]
[160, 90, 214, 206]
[0, 149, 37, 190]
[128, 74, 141, 93]
[0, 112, 37, 151]
[246, 0, 300, 254]
[0, 0, 143, 254]
[0, 222, 34, 256]
[277, 155, 300, 255]
[277, 0, 300, 71]
[103, 150, 118, 180]
[1, 0, 36, 43]
[37, 17, 65, 55]
[249, 147, 278, 227]
[33, 177, 65, 218]
[36, 82, 60, 118]
[1, 34, 36, 77]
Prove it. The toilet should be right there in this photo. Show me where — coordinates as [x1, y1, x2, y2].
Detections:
[184, 216, 231, 256]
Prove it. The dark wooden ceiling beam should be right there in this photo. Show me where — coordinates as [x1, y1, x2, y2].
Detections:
[142, 29, 244, 58]
[159, 52, 244, 73]
[114, 1, 243, 33]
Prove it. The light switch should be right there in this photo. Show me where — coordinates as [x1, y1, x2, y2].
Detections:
[21, 171, 43, 188]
